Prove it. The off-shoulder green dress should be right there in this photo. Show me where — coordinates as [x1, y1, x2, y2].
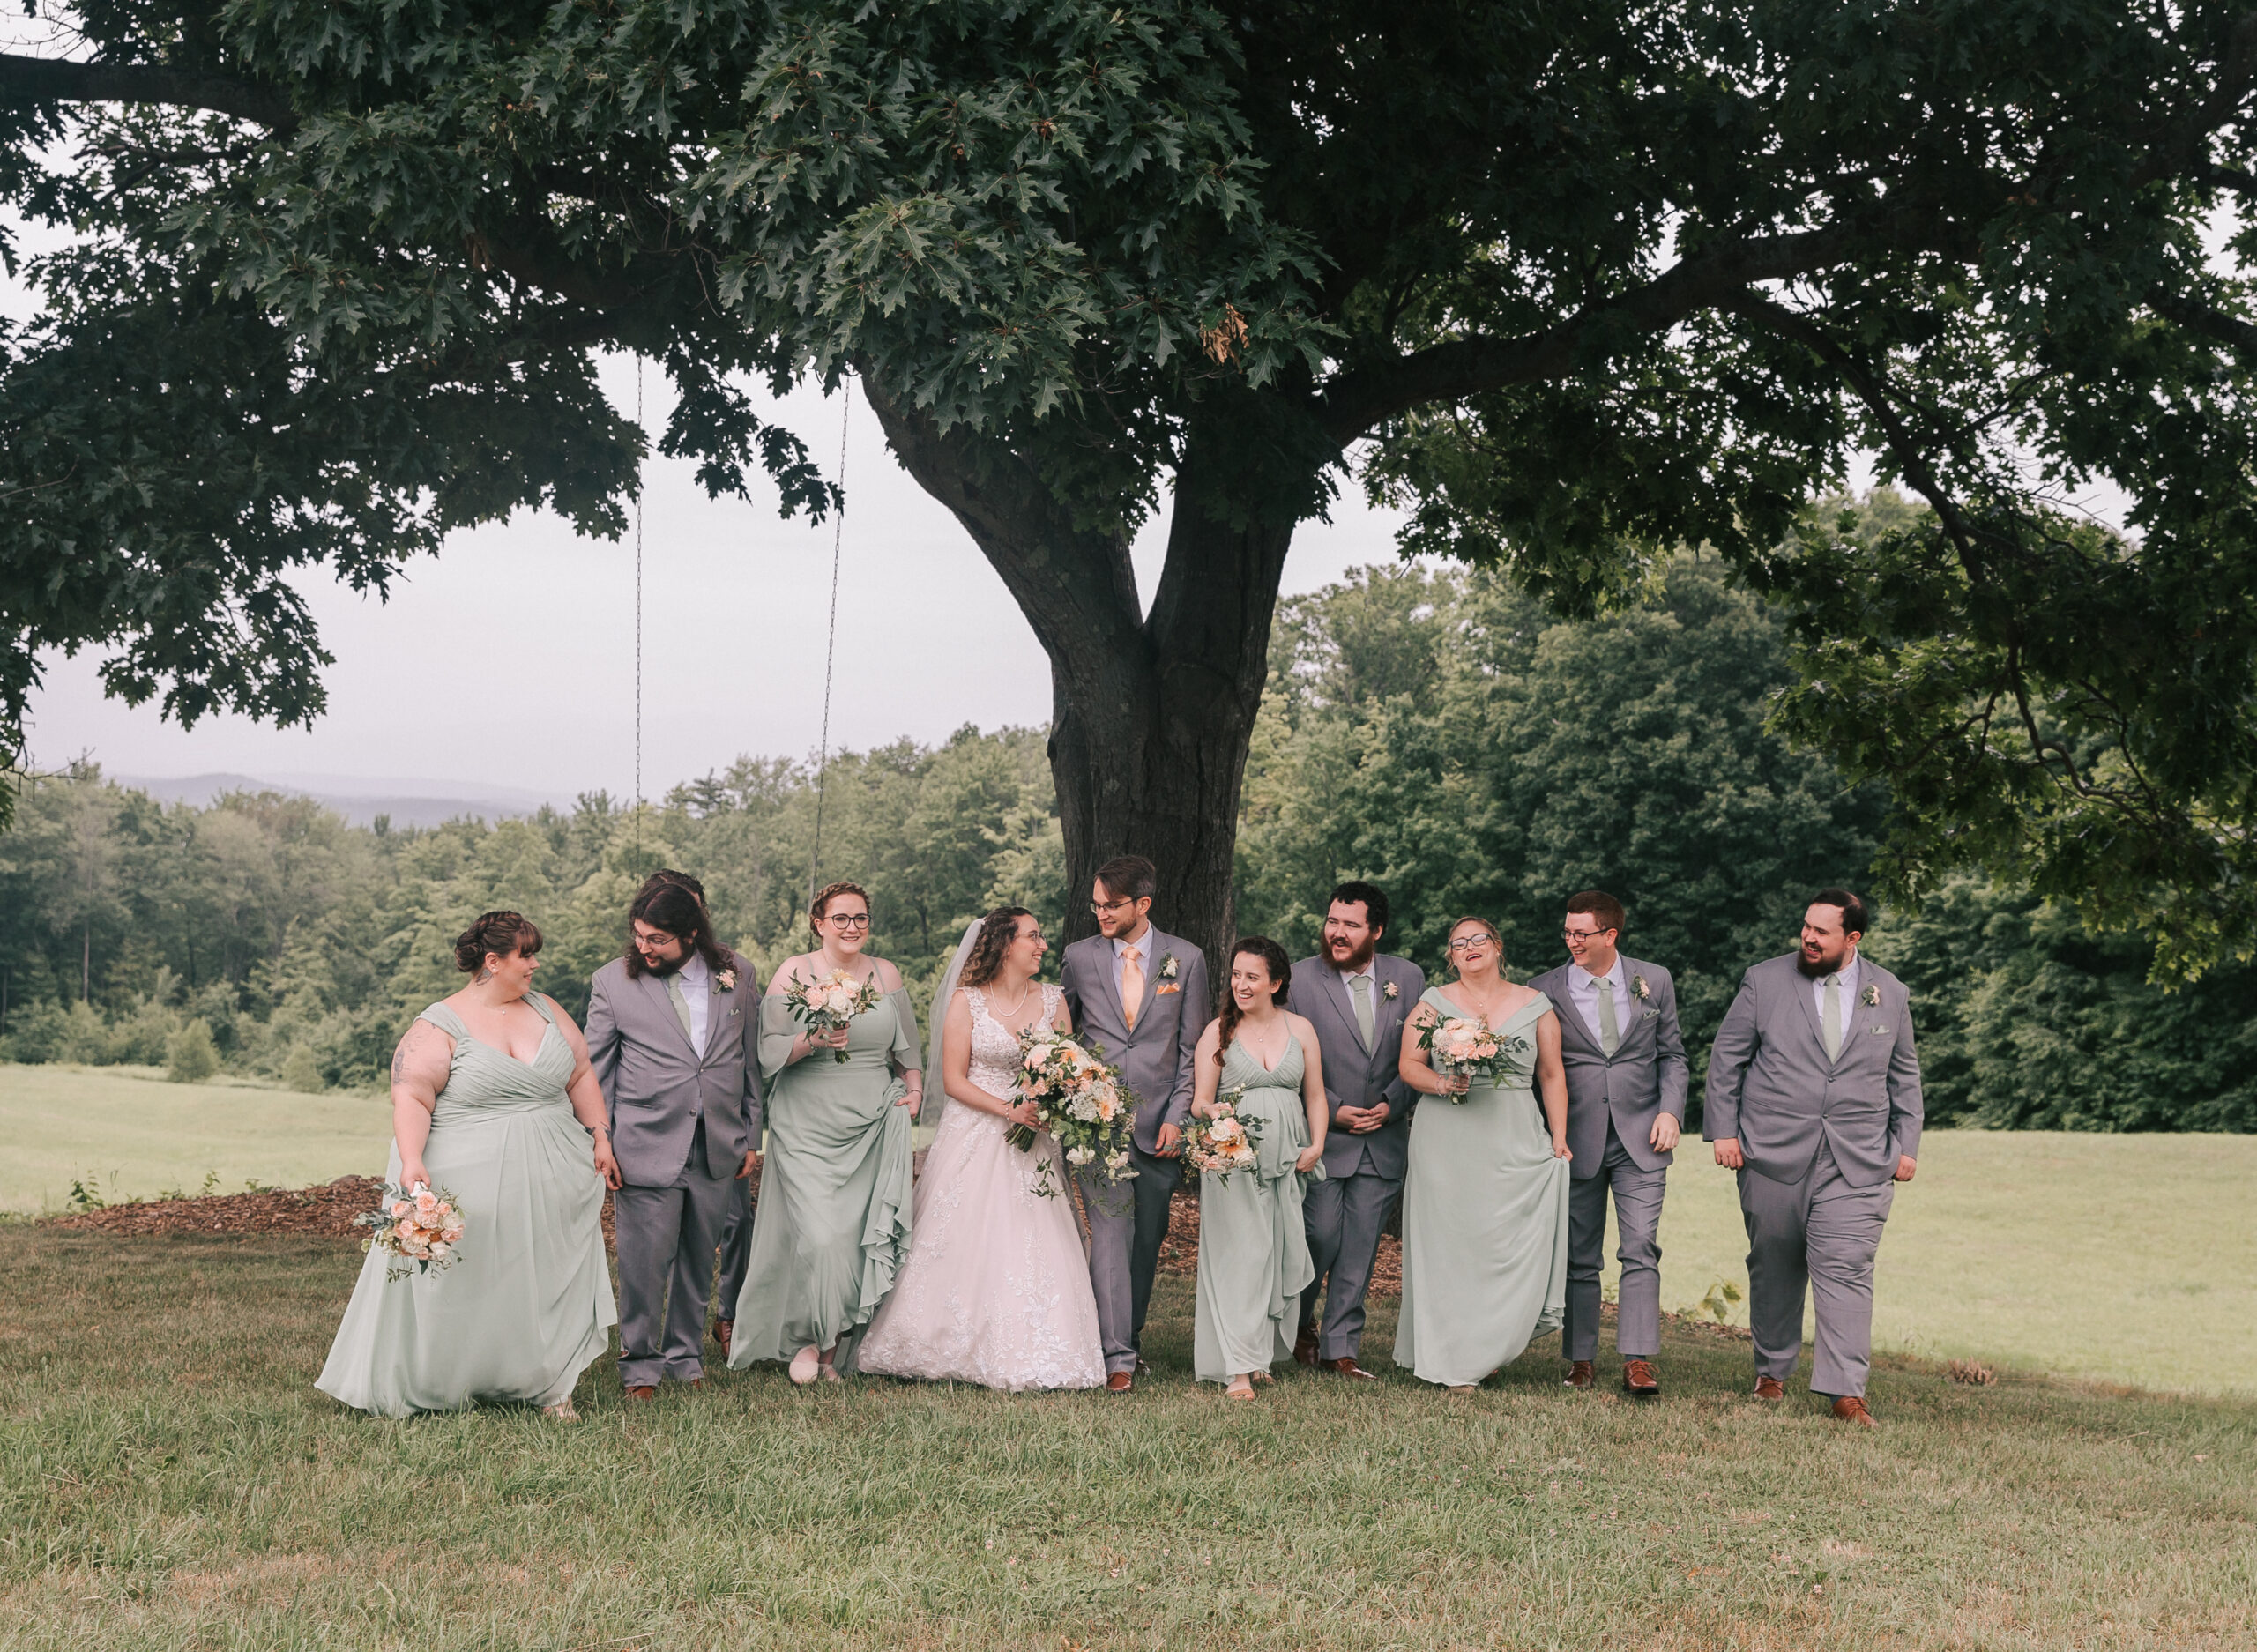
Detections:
[727, 980, 920, 1373]
[1192, 1032, 1321, 1383]
[316, 996, 617, 1417]
[1394, 988, 1570, 1387]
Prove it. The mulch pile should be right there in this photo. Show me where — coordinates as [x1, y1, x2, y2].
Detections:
[1154, 1196, 1403, 1296]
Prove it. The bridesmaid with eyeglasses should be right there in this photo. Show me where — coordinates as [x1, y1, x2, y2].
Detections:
[1394, 915, 1572, 1392]
[728, 881, 922, 1383]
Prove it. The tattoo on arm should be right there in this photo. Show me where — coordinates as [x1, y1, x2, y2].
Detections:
[391, 1040, 409, 1086]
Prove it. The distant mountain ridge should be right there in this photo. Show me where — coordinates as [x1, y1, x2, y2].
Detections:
[114, 771, 563, 830]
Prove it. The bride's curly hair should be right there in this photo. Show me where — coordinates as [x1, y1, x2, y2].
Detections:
[960, 907, 1035, 988]
[1215, 936, 1292, 1065]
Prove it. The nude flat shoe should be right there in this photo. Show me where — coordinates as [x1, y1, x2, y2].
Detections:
[789, 1346, 821, 1386]
[1225, 1380, 1255, 1400]
[541, 1400, 580, 1422]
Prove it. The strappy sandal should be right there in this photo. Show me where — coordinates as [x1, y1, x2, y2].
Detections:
[1249, 1371, 1277, 1387]
[1225, 1379, 1255, 1400]
[540, 1400, 580, 1422]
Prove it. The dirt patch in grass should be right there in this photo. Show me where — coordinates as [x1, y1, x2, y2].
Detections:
[46, 1175, 386, 1239]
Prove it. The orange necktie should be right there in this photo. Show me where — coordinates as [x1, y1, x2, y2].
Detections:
[1121, 945, 1144, 1031]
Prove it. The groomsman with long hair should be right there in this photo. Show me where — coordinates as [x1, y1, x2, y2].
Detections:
[585, 870, 764, 1398]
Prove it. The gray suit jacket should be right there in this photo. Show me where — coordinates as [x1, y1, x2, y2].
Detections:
[1526, 956, 1688, 1179]
[1703, 951, 1924, 1188]
[585, 952, 764, 1187]
[1290, 952, 1425, 1180]
[1059, 928, 1207, 1152]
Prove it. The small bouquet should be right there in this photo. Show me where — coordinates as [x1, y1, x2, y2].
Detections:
[1420, 1015, 1532, 1098]
[1011, 1026, 1139, 1195]
[784, 968, 883, 1063]
[1178, 1086, 1264, 1185]
[355, 1182, 466, 1280]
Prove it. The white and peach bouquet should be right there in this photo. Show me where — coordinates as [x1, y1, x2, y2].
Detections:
[784, 968, 883, 1063]
[1179, 1086, 1264, 1185]
[1419, 1015, 1532, 1098]
[356, 1182, 466, 1280]
[1010, 1025, 1139, 1195]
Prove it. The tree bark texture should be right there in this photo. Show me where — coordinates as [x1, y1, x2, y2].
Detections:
[860, 378, 1295, 982]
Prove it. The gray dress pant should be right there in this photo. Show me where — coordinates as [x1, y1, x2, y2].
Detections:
[1565, 1123, 1667, 1362]
[1298, 1165, 1399, 1361]
[614, 1120, 736, 1387]
[711, 1175, 753, 1324]
[1079, 1141, 1181, 1375]
[1739, 1137, 1896, 1397]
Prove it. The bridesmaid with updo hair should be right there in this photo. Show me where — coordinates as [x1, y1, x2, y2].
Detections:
[728, 881, 924, 1383]
[317, 911, 620, 1419]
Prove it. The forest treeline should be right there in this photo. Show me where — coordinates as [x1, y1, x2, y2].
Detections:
[5, 538, 2252, 1131]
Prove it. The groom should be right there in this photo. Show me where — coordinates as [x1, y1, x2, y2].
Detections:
[1705, 889, 1923, 1426]
[1060, 854, 1208, 1392]
[585, 872, 764, 1398]
[1527, 890, 1687, 1398]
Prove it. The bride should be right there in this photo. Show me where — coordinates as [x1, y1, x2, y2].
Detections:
[857, 907, 1106, 1390]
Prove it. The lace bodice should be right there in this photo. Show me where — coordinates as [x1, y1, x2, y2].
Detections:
[964, 984, 1064, 1105]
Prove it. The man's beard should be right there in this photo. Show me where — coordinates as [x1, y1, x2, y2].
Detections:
[642, 950, 684, 977]
[1326, 935, 1377, 971]
[1795, 949, 1839, 979]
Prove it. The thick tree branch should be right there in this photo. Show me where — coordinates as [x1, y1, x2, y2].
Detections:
[0, 52, 297, 132]
[2148, 288, 2257, 359]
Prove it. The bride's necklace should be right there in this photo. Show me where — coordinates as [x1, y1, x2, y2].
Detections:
[987, 979, 1034, 1018]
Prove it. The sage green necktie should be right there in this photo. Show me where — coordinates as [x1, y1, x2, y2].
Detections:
[664, 974, 696, 1046]
[1349, 973, 1375, 1046]
[1596, 976, 1620, 1056]
[1822, 972, 1843, 1061]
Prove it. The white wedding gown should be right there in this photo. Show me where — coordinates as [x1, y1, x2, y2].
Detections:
[856, 986, 1106, 1390]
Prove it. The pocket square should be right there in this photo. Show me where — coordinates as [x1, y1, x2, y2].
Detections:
[1155, 983, 1181, 995]
[1869, 1023, 1889, 1035]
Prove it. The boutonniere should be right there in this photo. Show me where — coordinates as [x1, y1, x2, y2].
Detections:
[1860, 983, 1881, 1008]
[1630, 974, 1650, 1002]
[1158, 953, 1180, 981]
[1382, 981, 1399, 1001]
[714, 965, 738, 993]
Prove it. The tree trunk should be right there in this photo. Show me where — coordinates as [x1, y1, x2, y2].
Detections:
[860, 380, 1298, 979]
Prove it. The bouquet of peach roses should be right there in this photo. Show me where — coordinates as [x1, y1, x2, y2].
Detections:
[1178, 1086, 1263, 1185]
[1011, 1025, 1138, 1196]
[1419, 1015, 1532, 1098]
[784, 968, 883, 1063]
[355, 1182, 466, 1280]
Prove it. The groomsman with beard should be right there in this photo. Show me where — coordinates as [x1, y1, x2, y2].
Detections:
[1527, 891, 1687, 1398]
[585, 872, 764, 1398]
[1290, 881, 1424, 1380]
[1060, 854, 1209, 1392]
[1705, 889, 1923, 1426]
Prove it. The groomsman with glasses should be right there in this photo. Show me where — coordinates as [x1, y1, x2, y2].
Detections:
[1528, 892, 1687, 1398]
[1291, 881, 1424, 1380]
[1705, 889, 1923, 1426]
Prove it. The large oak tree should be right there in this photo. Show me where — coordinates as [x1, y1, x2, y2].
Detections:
[5, 1, 2255, 970]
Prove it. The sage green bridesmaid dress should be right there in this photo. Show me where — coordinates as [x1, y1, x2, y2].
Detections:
[1193, 1032, 1321, 1383]
[1394, 988, 1570, 1388]
[316, 996, 617, 1418]
[727, 985, 919, 1373]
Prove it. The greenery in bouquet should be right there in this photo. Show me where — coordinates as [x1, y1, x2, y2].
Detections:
[355, 1183, 466, 1280]
[1419, 1016, 1532, 1098]
[1179, 1087, 1264, 1186]
[784, 970, 883, 1063]
[1011, 1025, 1138, 1196]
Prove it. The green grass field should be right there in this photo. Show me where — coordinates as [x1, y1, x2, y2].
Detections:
[1, 1227, 2250, 1650]
[0, 1063, 391, 1213]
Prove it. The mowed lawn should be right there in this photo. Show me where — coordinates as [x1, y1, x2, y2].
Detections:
[0, 1064, 391, 1211]
[1, 1228, 2251, 1651]
[1603, 1130, 2257, 1397]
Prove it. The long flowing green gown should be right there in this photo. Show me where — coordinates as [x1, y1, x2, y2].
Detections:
[1193, 1032, 1321, 1383]
[1394, 989, 1570, 1387]
[316, 997, 616, 1418]
[727, 985, 919, 1373]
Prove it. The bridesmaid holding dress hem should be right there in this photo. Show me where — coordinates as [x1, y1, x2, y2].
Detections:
[1188, 936, 1329, 1398]
[727, 880, 921, 1383]
[317, 911, 620, 1420]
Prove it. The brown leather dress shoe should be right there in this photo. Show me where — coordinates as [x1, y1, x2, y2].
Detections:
[1752, 1376, 1786, 1401]
[1106, 1371, 1133, 1393]
[1832, 1395, 1878, 1427]
[624, 1384, 658, 1402]
[1563, 1360, 1595, 1391]
[1293, 1325, 1320, 1367]
[1325, 1357, 1376, 1380]
[1622, 1359, 1660, 1398]
[713, 1320, 733, 1360]
[688, 1376, 704, 1389]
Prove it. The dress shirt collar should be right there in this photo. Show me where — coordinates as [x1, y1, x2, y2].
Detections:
[1574, 956, 1627, 994]
[1112, 922, 1152, 956]
[676, 951, 709, 989]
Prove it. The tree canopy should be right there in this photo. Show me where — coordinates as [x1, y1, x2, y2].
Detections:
[4, 1, 2255, 969]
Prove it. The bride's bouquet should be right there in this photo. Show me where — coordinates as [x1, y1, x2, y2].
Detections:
[1178, 1085, 1263, 1186]
[1010, 1025, 1138, 1196]
[355, 1182, 466, 1280]
[784, 969, 883, 1062]
[1419, 1015, 1532, 1098]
